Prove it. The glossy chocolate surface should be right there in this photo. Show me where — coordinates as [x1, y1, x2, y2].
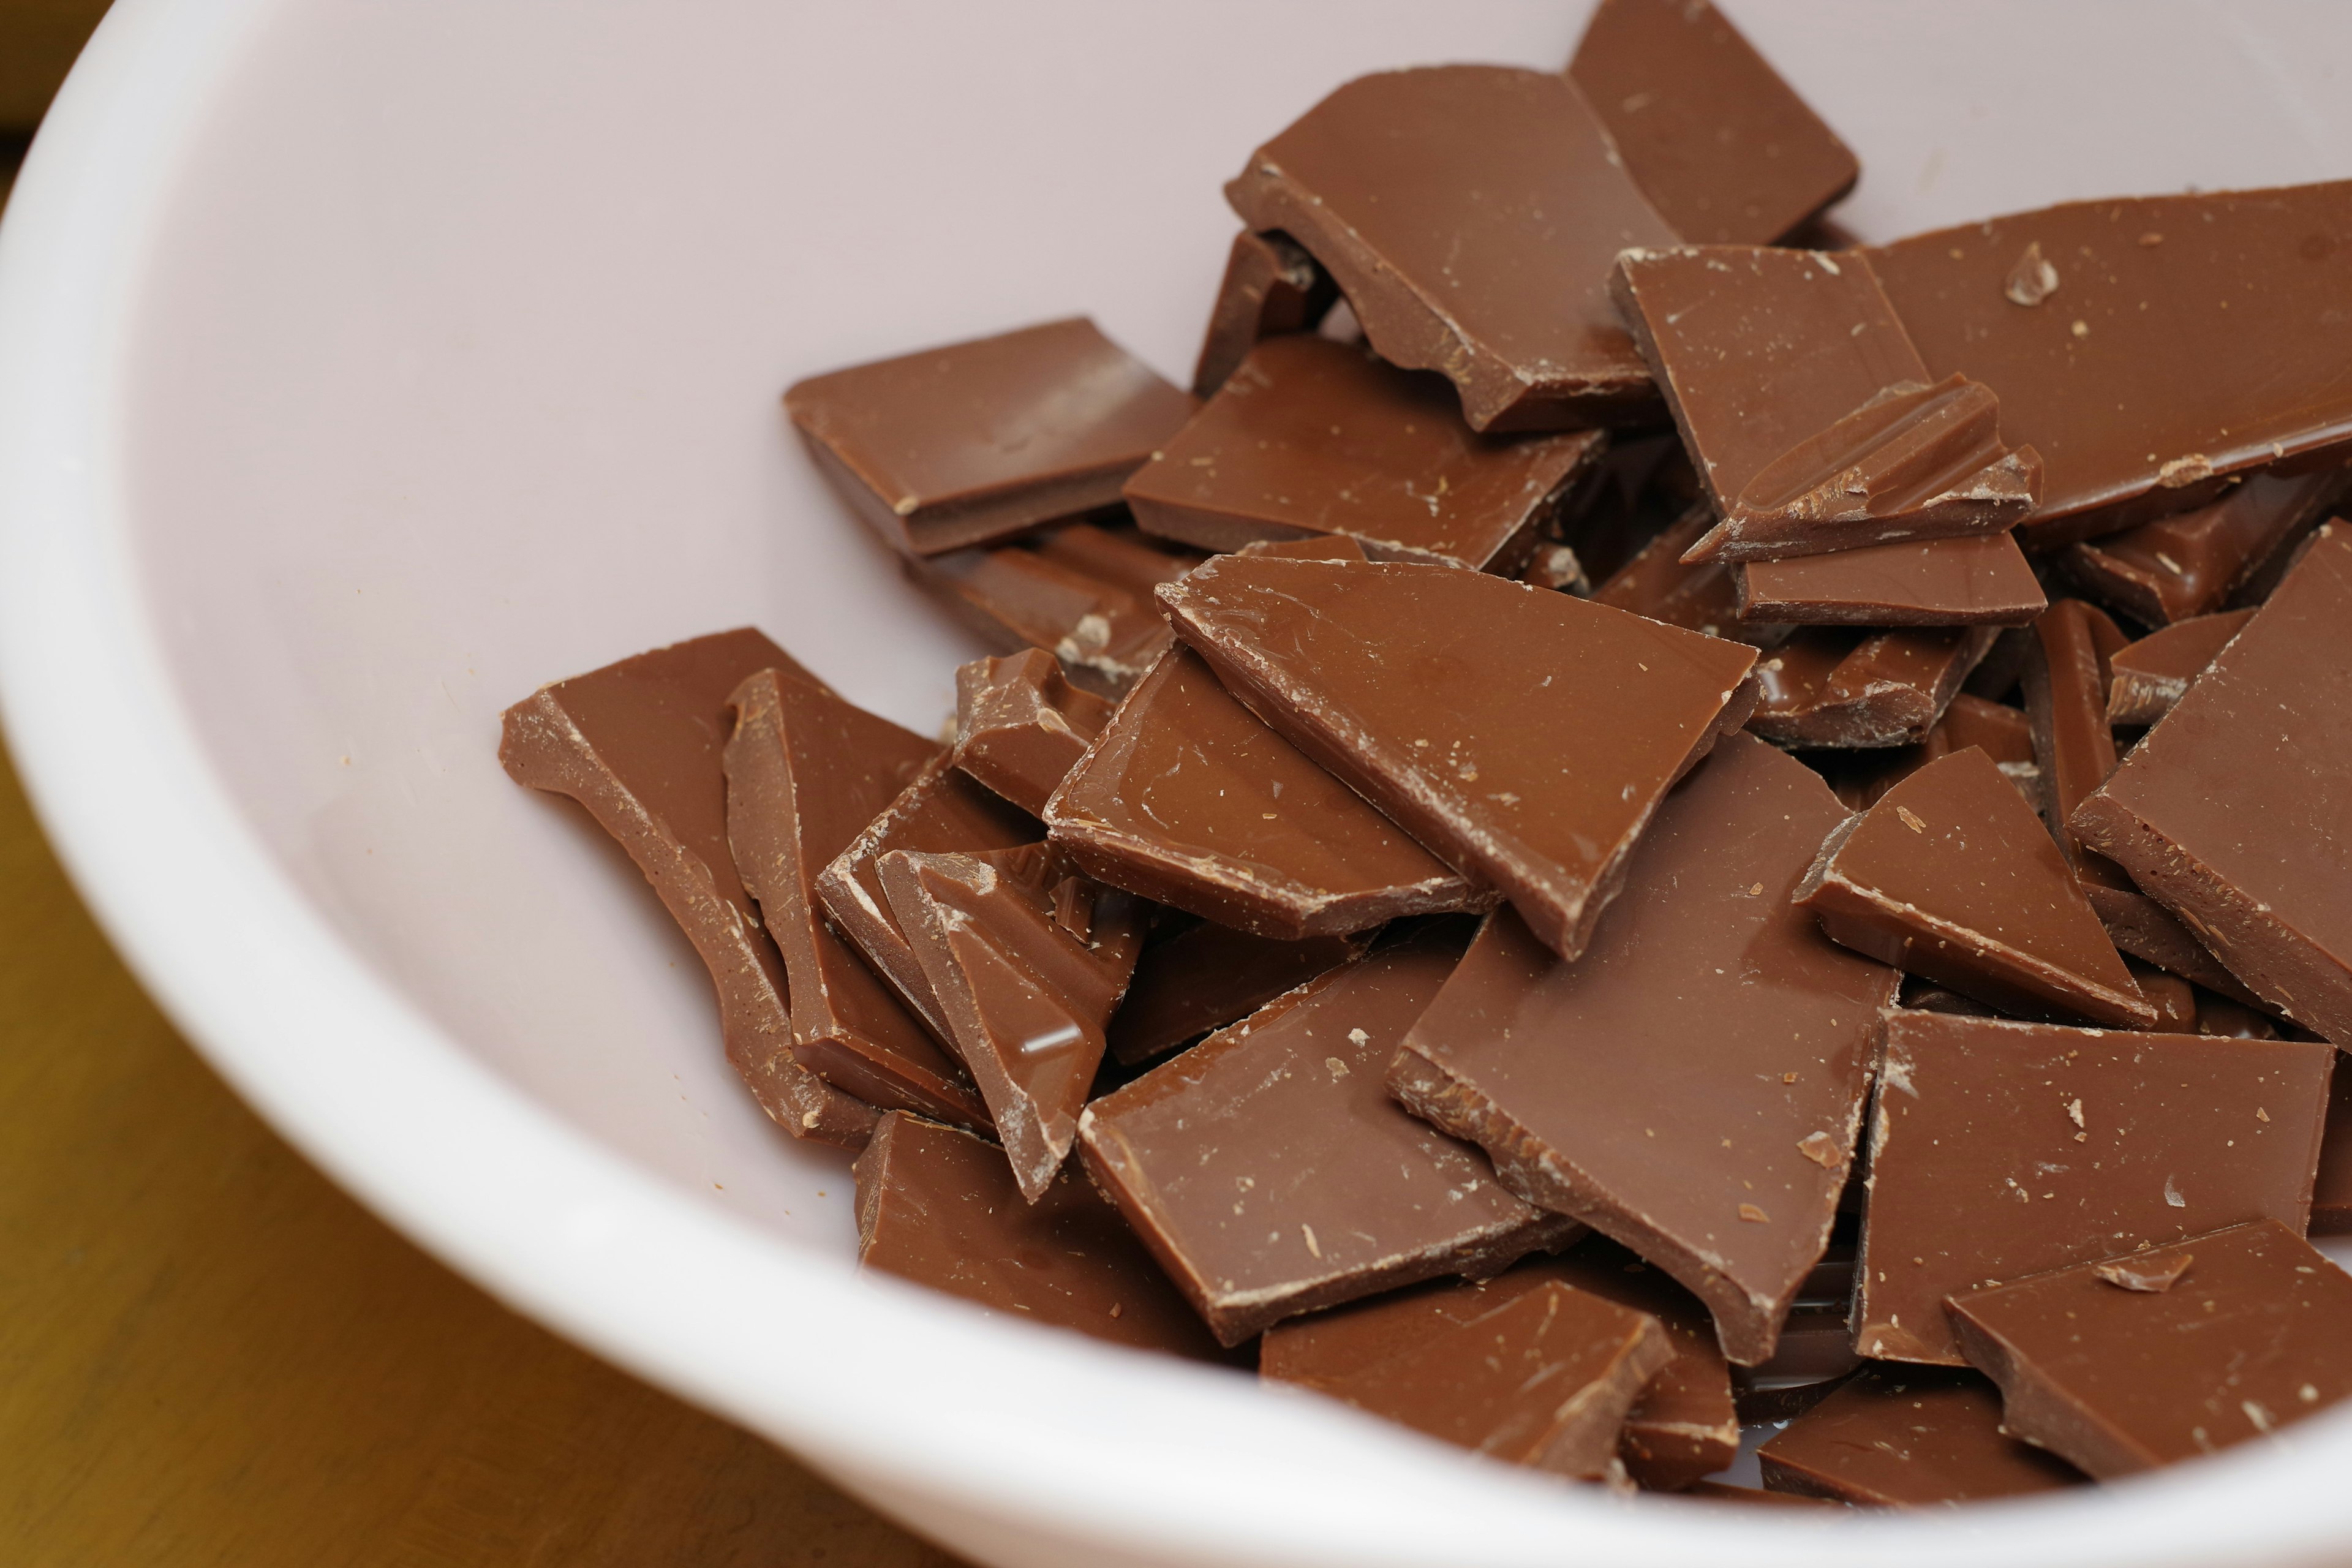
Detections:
[1856, 1011, 2332, 1364]
[1191, 228, 1335, 398]
[2064, 467, 2345, 625]
[1735, 533, 2045, 627]
[2020, 598, 2133, 893]
[1746, 625, 1996, 749]
[1106, 919, 1366, 1068]
[952, 648, 1114, 815]
[2105, 610, 2253, 726]
[1758, 1365, 2084, 1506]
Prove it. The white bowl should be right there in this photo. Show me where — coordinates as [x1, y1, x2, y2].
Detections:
[6, 2, 2352, 1562]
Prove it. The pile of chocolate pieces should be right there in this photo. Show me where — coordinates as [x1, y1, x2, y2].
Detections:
[501, 0, 2352, 1507]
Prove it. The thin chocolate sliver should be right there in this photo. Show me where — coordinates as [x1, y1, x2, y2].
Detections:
[1746, 624, 1997, 750]
[1734, 533, 2046, 628]
[1191, 229, 1336, 399]
[951, 648, 1114, 815]
[1106, 920, 1366, 1068]
[1758, 1365, 2084, 1506]
[2105, 611, 2253, 727]
[2064, 467, 2345, 626]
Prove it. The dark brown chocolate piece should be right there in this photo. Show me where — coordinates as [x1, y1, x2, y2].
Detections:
[2064, 467, 2345, 625]
[2124, 959, 2197, 1031]
[1191, 229, 1336, 399]
[1044, 646, 1488, 940]
[1735, 533, 2046, 627]
[1561, 431, 1698, 586]
[1746, 625, 1997, 750]
[1732, 1302, 1860, 1423]
[1106, 921, 1366, 1068]
[951, 649, 1114, 815]
[1077, 922, 1580, 1346]
[1392, 737, 1898, 1365]
[2072, 527, 2352, 1041]
[1590, 504, 1788, 647]
[1857, 693, 2040, 810]
[1611, 247, 2037, 562]
[1126, 335, 1602, 571]
[1758, 1365, 2084, 1506]
[723, 669, 987, 1125]
[1948, 1219, 2352, 1478]
[1568, 0, 1856, 246]
[1796, 747, 2155, 1028]
[908, 521, 1207, 698]
[852, 1112, 1230, 1362]
[785, 318, 1195, 556]
[1897, 979, 2001, 1020]
[1520, 540, 1589, 594]
[2105, 611, 2253, 726]
[1856, 1011, 2333, 1364]
[1864, 184, 2352, 548]
[2309, 1073, 2352, 1236]
[2195, 989, 2282, 1041]
[499, 630, 878, 1148]
[1161, 556, 1758, 960]
[1225, 66, 1677, 432]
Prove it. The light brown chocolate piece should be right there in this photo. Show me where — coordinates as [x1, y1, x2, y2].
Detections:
[1734, 533, 2046, 627]
[1106, 919, 1367, 1068]
[1191, 229, 1336, 399]
[1856, 1011, 2333, 1365]
[2106, 611, 2253, 727]
[1235, 534, 1373, 564]
[1568, 0, 1856, 246]
[1127, 334, 1602, 571]
[1948, 1219, 2352, 1478]
[2064, 467, 2345, 625]
[499, 629, 878, 1148]
[951, 649, 1114, 815]
[786, 317, 1195, 556]
[1225, 66, 1677, 432]
[1392, 737, 1898, 1365]
[1746, 625, 1997, 750]
[1045, 646, 1488, 940]
[853, 1112, 1231, 1362]
[1161, 556, 1758, 960]
[1758, 1365, 2084, 1506]
[1796, 747, 2155, 1028]
[1077, 922, 1580, 1346]
[1857, 693, 2040, 810]
[723, 669, 987, 1126]
[1590, 504, 1789, 647]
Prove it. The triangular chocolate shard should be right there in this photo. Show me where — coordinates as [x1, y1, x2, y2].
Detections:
[1796, 746, 2156, 1028]
[1746, 624, 1996, 748]
[880, 845, 1146, 1200]
[1158, 557, 1758, 960]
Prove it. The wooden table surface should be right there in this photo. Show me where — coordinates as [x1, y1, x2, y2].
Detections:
[1, 8, 962, 1563]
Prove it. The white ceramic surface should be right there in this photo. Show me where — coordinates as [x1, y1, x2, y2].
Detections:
[4, 2, 2351, 1563]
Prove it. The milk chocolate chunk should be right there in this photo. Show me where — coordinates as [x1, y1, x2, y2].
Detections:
[816, 754, 1042, 1041]
[1126, 335, 1604, 571]
[1224, 66, 1678, 432]
[2124, 960, 2197, 1031]
[2105, 611, 2253, 727]
[499, 630, 878, 1149]
[1567, 0, 1856, 246]
[1591, 504, 1787, 647]
[951, 649, 1114, 815]
[784, 318, 1196, 557]
[2064, 467, 2346, 626]
[1856, 1011, 2333, 1365]
[1235, 533, 1371, 564]
[1106, 920, 1366, 1068]
[723, 670, 987, 1126]
[2071, 527, 2352, 1041]
[1564, 432, 1698, 587]
[2309, 1074, 2352, 1236]
[880, 845, 1145, 1199]
[1392, 737, 1898, 1365]
[1735, 533, 2046, 628]
[1611, 247, 2038, 564]
[1948, 1219, 2352, 1479]
[2020, 598, 2141, 922]
[1045, 646, 1487, 941]
[1796, 748, 2155, 1029]
[1863, 183, 2352, 548]
[853, 1112, 1230, 1362]
[910, 521, 1206, 698]
[1758, 1365, 2084, 1506]
[1077, 921, 1579, 1346]
[1161, 557, 1758, 960]
[1681, 1482, 1844, 1510]
[1858, 693, 2040, 811]
[1746, 625, 1997, 750]
[1191, 229, 1337, 399]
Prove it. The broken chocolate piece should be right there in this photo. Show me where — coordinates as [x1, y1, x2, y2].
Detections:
[1392, 736, 1898, 1365]
[1732, 1302, 1860, 1423]
[1561, 432, 1698, 586]
[1735, 533, 2046, 627]
[1567, 0, 1856, 246]
[724, 669, 988, 1125]
[499, 630, 878, 1148]
[1857, 693, 2040, 810]
[2105, 611, 2253, 727]
[2195, 989, 2282, 1042]
[2072, 527, 2352, 1041]
[1235, 534, 1371, 563]
[1746, 625, 1997, 750]
[1856, 1010, 2333, 1365]
[853, 1111, 1231, 1362]
[1161, 556, 1758, 960]
[1077, 921, 1579, 1345]
[1948, 1219, 2352, 1478]
[1191, 229, 1336, 398]
[1795, 747, 2156, 1028]
[785, 317, 1195, 556]
[2309, 1074, 2352, 1236]
[1225, 66, 1676, 432]
[1044, 646, 1488, 940]
[1758, 1365, 2084, 1506]
[2124, 959, 2197, 1031]
[1611, 246, 2037, 562]
[1127, 335, 1603, 571]
[1681, 1482, 1844, 1509]
[1863, 183, 2352, 548]
[2064, 467, 2345, 626]
[951, 649, 1114, 815]
[1106, 920, 1366, 1068]
[1591, 504, 1787, 647]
